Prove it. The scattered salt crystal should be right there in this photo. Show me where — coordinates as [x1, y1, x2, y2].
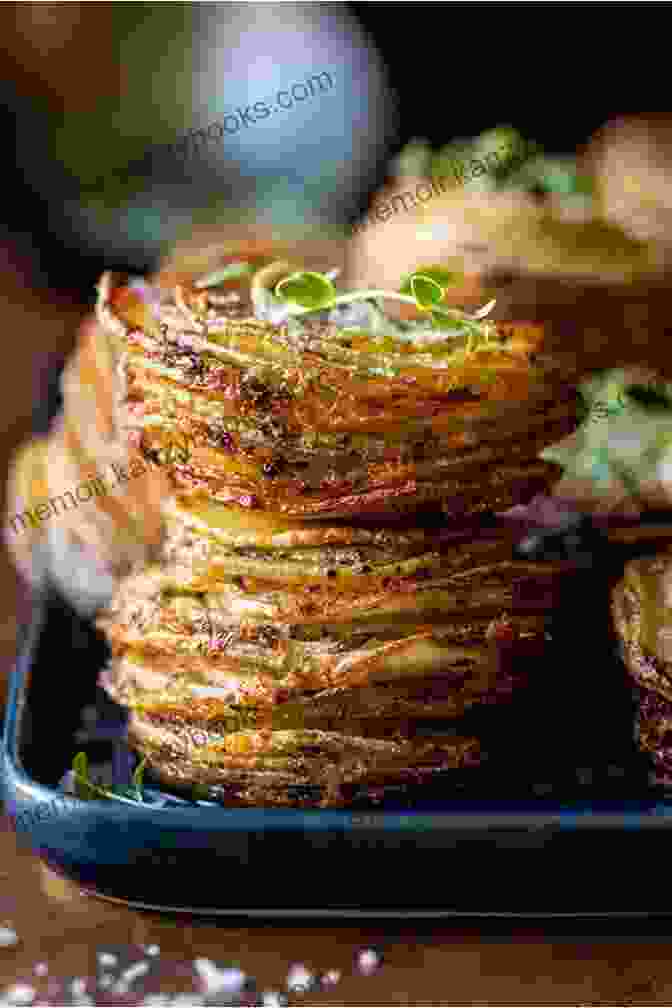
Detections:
[286, 964, 313, 993]
[193, 959, 245, 995]
[97, 974, 113, 989]
[321, 969, 341, 986]
[113, 960, 150, 993]
[32, 967, 47, 979]
[261, 993, 287, 1008]
[357, 948, 380, 975]
[69, 987, 94, 1008]
[0, 928, 18, 948]
[97, 952, 117, 968]
[144, 944, 160, 957]
[3, 984, 36, 1005]
[70, 979, 86, 996]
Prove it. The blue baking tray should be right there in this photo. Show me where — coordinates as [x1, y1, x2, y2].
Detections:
[5, 551, 672, 916]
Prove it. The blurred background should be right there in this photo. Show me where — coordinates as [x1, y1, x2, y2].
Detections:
[0, 1, 395, 697]
[2, 1, 672, 700]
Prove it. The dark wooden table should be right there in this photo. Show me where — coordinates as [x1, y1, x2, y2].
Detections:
[4, 815, 672, 1004]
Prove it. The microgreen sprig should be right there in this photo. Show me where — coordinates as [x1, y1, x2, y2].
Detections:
[274, 269, 495, 331]
[71, 751, 148, 806]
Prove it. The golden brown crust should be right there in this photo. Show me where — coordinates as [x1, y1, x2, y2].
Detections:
[613, 562, 672, 703]
[128, 714, 480, 808]
[103, 262, 576, 520]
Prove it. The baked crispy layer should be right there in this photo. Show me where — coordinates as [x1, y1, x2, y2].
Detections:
[161, 500, 571, 587]
[98, 270, 574, 517]
[127, 715, 480, 807]
[102, 609, 541, 728]
[131, 361, 574, 518]
[99, 551, 554, 696]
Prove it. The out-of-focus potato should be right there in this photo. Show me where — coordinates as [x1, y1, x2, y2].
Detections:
[345, 130, 657, 306]
[585, 115, 672, 254]
[157, 226, 347, 290]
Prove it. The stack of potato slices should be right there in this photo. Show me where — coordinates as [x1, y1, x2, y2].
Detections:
[96, 261, 576, 806]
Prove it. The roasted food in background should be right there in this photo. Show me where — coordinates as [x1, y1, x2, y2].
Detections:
[585, 115, 672, 257]
[525, 118, 672, 519]
[347, 124, 672, 378]
[634, 684, 672, 787]
[612, 552, 672, 785]
[612, 554, 672, 701]
[346, 126, 657, 302]
[542, 368, 672, 517]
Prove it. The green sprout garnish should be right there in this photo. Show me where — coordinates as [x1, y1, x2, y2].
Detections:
[409, 274, 444, 311]
[274, 269, 496, 334]
[273, 271, 337, 311]
[191, 783, 213, 801]
[398, 265, 463, 294]
[132, 758, 147, 800]
[71, 751, 149, 806]
[72, 752, 99, 801]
